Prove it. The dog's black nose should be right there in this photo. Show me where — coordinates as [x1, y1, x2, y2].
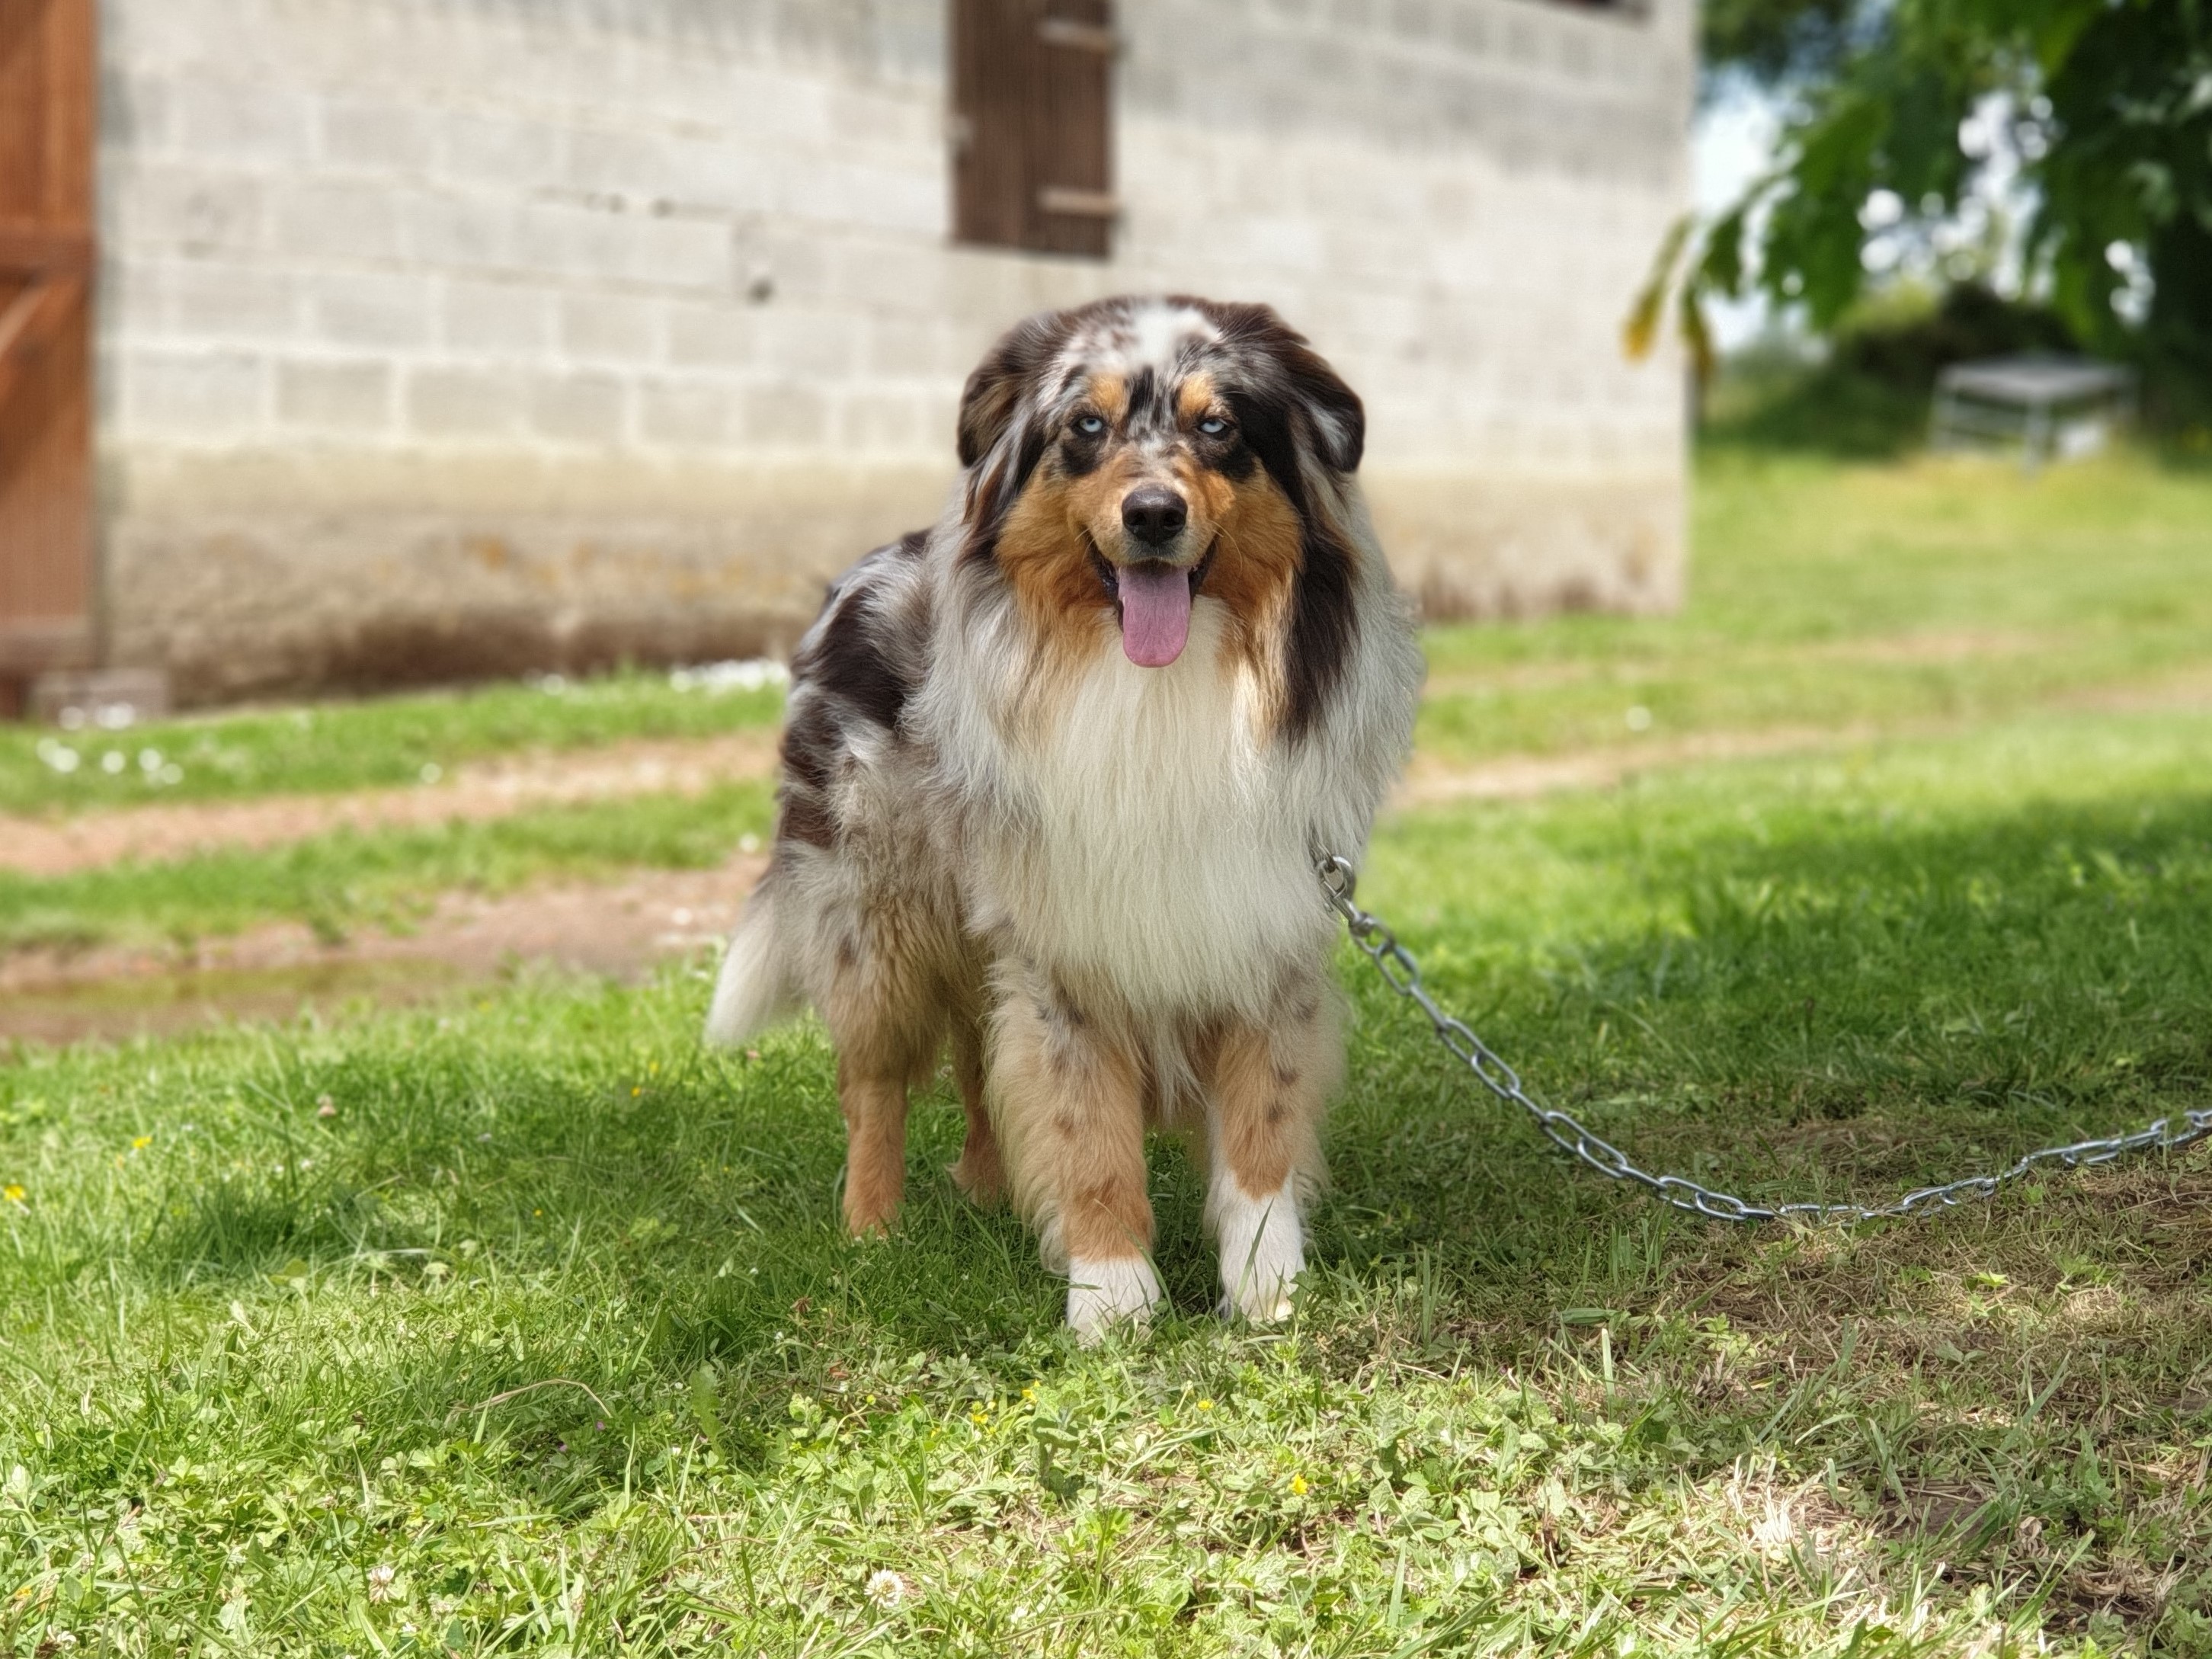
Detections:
[1121, 486, 1188, 546]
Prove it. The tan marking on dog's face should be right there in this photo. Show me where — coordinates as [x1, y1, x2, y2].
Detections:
[991, 363, 1311, 730]
[1176, 371, 1220, 426]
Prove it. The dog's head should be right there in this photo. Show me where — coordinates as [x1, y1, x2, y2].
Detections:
[956, 296, 1365, 678]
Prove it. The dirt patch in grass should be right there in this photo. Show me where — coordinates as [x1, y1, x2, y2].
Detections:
[2064, 661, 2212, 714]
[0, 854, 767, 1046]
[1396, 725, 1861, 805]
[0, 731, 778, 876]
[11, 658, 2210, 876]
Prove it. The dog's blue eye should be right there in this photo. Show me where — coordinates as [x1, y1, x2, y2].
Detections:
[1198, 416, 1230, 437]
[1074, 415, 1106, 437]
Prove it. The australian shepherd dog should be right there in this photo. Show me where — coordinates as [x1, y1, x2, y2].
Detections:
[707, 295, 1423, 1340]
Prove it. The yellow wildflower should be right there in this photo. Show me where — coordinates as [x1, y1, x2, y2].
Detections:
[2, 1184, 23, 1204]
[132, 1135, 152, 1150]
[1289, 1473, 1308, 1497]
[1196, 1398, 1214, 1411]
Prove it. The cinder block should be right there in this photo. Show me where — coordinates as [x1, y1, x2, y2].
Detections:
[277, 358, 394, 432]
[442, 278, 554, 354]
[762, 309, 855, 377]
[405, 365, 530, 439]
[733, 224, 833, 300]
[786, 159, 940, 238]
[824, 230, 952, 315]
[1388, 0, 1438, 42]
[565, 128, 739, 210]
[306, 271, 438, 350]
[821, 85, 940, 154]
[629, 210, 737, 290]
[638, 381, 735, 448]
[110, 163, 267, 255]
[866, 313, 958, 380]
[93, 255, 169, 338]
[168, 261, 298, 341]
[273, 180, 403, 261]
[738, 380, 829, 448]
[839, 389, 931, 453]
[120, 348, 269, 440]
[172, 77, 315, 165]
[515, 201, 730, 290]
[559, 292, 662, 363]
[320, 98, 437, 173]
[718, 66, 833, 146]
[665, 302, 760, 370]
[530, 371, 629, 446]
[100, 69, 171, 151]
[440, 111, 563, 191]
[403, 193, 517, 271]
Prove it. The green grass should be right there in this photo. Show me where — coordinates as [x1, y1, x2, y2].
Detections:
[4, 451, 2212, 1654]
[0, 666, 784, 817]
[0, 783, 775, 954]
[1417, 450, 2212, 767]
[10, 451, 2211, 962]
[3, 706, 2210, 1654]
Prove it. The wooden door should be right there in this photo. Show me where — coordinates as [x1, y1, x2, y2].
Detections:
[951, 0, 1116, 258]
[0, 0, 97, 716]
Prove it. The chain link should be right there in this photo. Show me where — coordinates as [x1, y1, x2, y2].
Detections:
[1314, 849, 2212, 1225]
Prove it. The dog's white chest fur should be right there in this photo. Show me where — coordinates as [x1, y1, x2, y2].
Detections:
[971, 605, 1324, 1013]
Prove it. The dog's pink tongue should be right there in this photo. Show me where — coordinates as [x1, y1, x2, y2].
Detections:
[1117, 563, 1191, 668]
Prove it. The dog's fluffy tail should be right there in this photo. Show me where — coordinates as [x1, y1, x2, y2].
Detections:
[705, 882, 798, 1046]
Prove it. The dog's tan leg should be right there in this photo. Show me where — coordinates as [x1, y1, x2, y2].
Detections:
[1203, 979, 1337, 1321]
[834, 1051, 912, 1235]
[947, 1006, 1004, 1205]
[992, 975, 1160, 1340]
[820, 913, 946, 1236]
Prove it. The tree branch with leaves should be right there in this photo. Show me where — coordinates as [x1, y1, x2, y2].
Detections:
[1634, 0, 2212, 422]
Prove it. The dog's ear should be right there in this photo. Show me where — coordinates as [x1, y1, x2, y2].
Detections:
[1201, 300, 1364, 476]
[1280, 338, 1364, 475]
[957, 309, 1069, 468]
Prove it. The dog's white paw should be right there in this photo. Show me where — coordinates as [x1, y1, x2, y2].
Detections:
[1066, 1255, 1164, 1344]
[1216, 1177, 1304, 1322]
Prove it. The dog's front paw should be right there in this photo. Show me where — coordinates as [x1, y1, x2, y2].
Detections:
[1066, 1255, 1164, 1344]
[1216, 1178, 1304, 1322]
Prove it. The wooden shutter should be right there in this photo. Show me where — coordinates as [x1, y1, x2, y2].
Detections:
[0, 0, 98, 713]
[951, 0, 1116, 258]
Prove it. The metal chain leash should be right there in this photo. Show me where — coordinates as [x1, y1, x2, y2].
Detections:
[1314, 849, 2212, 1225]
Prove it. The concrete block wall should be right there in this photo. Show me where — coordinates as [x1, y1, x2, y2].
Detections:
[95, 0, 1691, 702]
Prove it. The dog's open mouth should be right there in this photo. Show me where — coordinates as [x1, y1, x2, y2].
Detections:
[1091, 543, 1215, 669]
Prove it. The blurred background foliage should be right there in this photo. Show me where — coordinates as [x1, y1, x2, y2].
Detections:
[1644, 0, 2212, 439]
[1701, 280, 2086, 456]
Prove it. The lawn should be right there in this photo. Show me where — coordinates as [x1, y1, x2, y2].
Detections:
[0, 665, 785, 818]
[1417, 450, 2212, 765]
[2, 451, 2210, 1656]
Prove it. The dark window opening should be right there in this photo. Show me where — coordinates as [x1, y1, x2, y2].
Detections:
[950, 0, 1116, 259]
